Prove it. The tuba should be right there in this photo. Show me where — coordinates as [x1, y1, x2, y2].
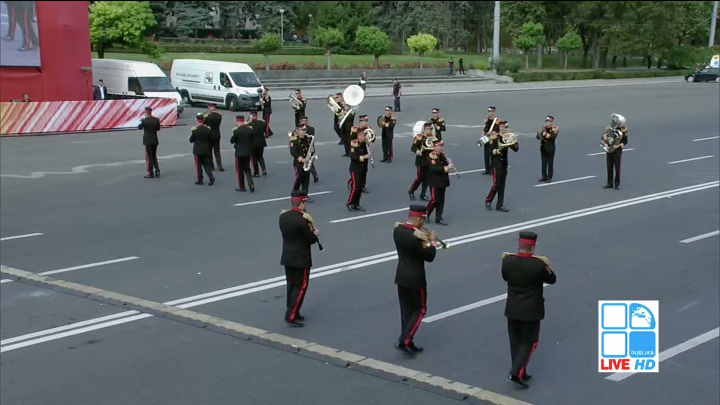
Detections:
[303, 134, 318, 172]
[339, 85, 364, 128]
[289, 93, 302, 110]
[601, 113, 626, 153]
[327, 95, 343, 117]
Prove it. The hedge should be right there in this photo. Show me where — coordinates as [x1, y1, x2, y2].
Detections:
[158, 43, 326, 55]
[508, 69, 690, 83]
[153, 60, 458, 71]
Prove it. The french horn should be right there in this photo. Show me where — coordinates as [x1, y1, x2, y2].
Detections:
[498, 132, 518, 149]
[363, 127, 376, 143]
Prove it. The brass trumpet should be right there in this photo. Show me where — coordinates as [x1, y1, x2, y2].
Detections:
[419, 226, 450, 249]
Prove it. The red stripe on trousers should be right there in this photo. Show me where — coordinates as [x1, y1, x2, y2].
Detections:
[294, 166, 298, 189]
[289, 268, 309, 322]
[23, 10, 28, 47]
[235, 157, 242, 189]
[265, 115, 270, 137]
[145, 148, 150, 173]
[426, 187, 435, 215]
[347, 172, 357, 205]
[194, 155, 200, 182]
[486, 168, 497, 202]
[404, 289, 426, 345]
[518, 326, 541, 379]
[409, 166, 421, 191]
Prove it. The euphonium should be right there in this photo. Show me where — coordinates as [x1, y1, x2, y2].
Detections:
[289, 93, 302, 110]
[601, 113, 627, 153]
[326, 95, 343, 116]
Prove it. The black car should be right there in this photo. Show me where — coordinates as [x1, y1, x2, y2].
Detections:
[685, 67, 719, 83]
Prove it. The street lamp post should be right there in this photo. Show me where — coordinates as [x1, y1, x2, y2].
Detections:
[710, 1, 718, 47]
[308, 14, 313, 44]
[280, 8, 284, 48]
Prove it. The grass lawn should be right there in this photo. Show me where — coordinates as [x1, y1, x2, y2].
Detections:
[94, 52, 646, 70]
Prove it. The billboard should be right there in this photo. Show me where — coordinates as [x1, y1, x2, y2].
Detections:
[0, 1, 41, 67]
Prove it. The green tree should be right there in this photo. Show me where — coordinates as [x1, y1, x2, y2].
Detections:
[355, 26, 391, 69]
[555, 30, 582, 70]
[313, 26, 345, 70]
[512, 22, 544, 70]
[89, 1, 157, 59]
[407, 33, 438, 68]
[502, 2, 548, 68]
[253, 33, 282, 71]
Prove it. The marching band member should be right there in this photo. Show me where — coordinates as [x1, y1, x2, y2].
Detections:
[502, 231, 557, 388]
[379, 106, 396, 163]
[348, 115, 371, 193]
[340, 104, 356, 157]
[537, 116, 558, 183]
[247, 112, 268, 177]
[426, 139, 452, 225]
[485, 121, 518, 212]
[230, 116, 255, 192]
[482, 106, 498, 176]
[333, 92, 345, 145]
[300, 117, 320, 184]
[408, 122, 433, 201]
[429, 108, 447, 141]
[603, 125, 628, 190]
[261, 88, 273, 137]
[279, 190, 321, 327]
[204, 104, 224, 171]
[289, 126, 313, 200]
[189, 113, 217, 186]
[292, 89, 307, 127]
[347, 129, 371, 212]
[393, 205, 438, 356]
[139, 106, 161, 179]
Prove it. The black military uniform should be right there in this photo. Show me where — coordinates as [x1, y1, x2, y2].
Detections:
[379, 106, 396, 162]
[15, 1, 36, 51]
[340, 107, 356, 156]
[261, 90, 273, 137]
[332, 93, 345, 143]
[347, 137, 370, 212]
[293, 89, 307, 127]
[537, 116, 558, 183]
[289, 127, 312, 195]
[502, 231, 557, 388]
[3, 1, 17, 40]
[486, 121, 519, 212]
[408, 122, 433, 201]
[300, 117, 319, 183]
[279, 190, 320, 327]
[247, 112, 268, 177]
[203, 106, 224, 171]
[426, 140, 450, 225]
[482, 106, 498, 175]
[189, 113, 217, 185]
[394, 205, 437, 356]
[138, 106, 161, 178]
[429, 109, 447, 141]
[603, 127, 628, 190]
[230, 116, 254, 192]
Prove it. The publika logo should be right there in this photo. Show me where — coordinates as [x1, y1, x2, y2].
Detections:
[598, 301, 659, 373]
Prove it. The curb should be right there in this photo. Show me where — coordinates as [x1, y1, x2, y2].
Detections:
[0, 265, 534, 405]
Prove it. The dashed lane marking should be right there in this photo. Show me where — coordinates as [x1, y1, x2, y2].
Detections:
[0, 233, 43, 242]
[0, 257, 139, 284]
[0, 265, 534, 405]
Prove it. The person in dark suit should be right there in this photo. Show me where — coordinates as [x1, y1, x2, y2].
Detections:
[15, 1, 37, 51]
[279, 190, 320, 327]
[261, 88, 273, 137]
[189, 113, 216, 185]
[603, 126, 628, 190]
[3, 1, 18, 41]
[393, 205, 438, 356]
[458, 55, 465, 75]
[203, 105, 224, 171]
[93, 80, 107, 101]
[229, 115, 254, 192]
[537, 116, 558, 183]
[378, 106, 396, 162]
[392, 80, 402, 112]
[247, 112, 268, 177]
[138, 106, 161, 178]
[501, 231, 557, 388]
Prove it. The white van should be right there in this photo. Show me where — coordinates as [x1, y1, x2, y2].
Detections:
[91, 59, 184, 115]
[170, 59, 264, 111]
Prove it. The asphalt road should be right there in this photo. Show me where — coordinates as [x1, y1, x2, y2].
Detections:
[1, 79, 719, 405]
[0, 2, 41, 68]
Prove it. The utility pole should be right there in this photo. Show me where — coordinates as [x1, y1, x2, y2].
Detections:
[492, 1, 501, 68]
[710, 1, 718, 47]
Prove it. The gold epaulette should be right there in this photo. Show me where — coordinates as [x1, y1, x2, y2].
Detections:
[395, 222, 405, 228]
[429, 152, 438, 160]
[280, 209, 289, 214]
[289, 136, 297, 141]
[415, 133, 423, 140]
[502, 252, 550, 266]
[552, 126, 558, 131]
[351, 126, 358, 131]
[190, 126, 197, 131]
[350, 139, 359, 147]
[302, 212, 314, 224]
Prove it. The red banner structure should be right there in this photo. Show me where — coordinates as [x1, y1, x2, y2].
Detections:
[0, 99, 178, 136]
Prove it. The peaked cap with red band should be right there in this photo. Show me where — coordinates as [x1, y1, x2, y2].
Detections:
[518, 231, 537, 246]
[409, 204, 427, 218]
[290, 190, 308, 203]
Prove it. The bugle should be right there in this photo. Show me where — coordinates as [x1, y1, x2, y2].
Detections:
[419, 226, 450, 249]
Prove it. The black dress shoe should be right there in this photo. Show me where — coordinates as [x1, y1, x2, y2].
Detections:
[154, 171, 161, 178]
[209, 178, 215, 186]
[603, 185, 613, 189]
[263, 171, 267, 176]
[342, 154, 349, 157]
[347, 204, 356, 212]
[496, 206, 509, 212]
[522, 374, 532, 381]
[507, 375, 529, 388]
[296, 314, 305, 321]
[485, 201, 492, 210]
[435, 219, 448, 226]
[236, 188, 246, 192]
[195, 181, 203, 185]
[408, 342, 424, 352]
[538, 178, 547, 183]
[354, 205, 366, 212]
[362, 187, 369, 193]
[285, 321, 304, 328]
[218, 167, 225, 172]
[380, 159, 388, 163]
[144, 174, 154, 179]
[253, 173, 260, 178]
[249, 186, 255, 193]
[395, 343, 415, 356]
[409, 192, 416, 200]
[614, 186, 620, 190]
[313, 177, 319, 184]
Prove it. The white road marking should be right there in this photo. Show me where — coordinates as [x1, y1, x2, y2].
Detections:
[679, 230, 720, 244]
[423, 285, 551, 323]
[233, 191, 332, 207]
[1, 181, 717, 352]
[534, 175, 596, 187]
[668, 155, 715, 165]
[0, 257, 139, 284]
[606, 327, 720, 382]
[587, 148, 635, 156]
[692, 136, 720, 142]
[0, 233, 43, 242]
